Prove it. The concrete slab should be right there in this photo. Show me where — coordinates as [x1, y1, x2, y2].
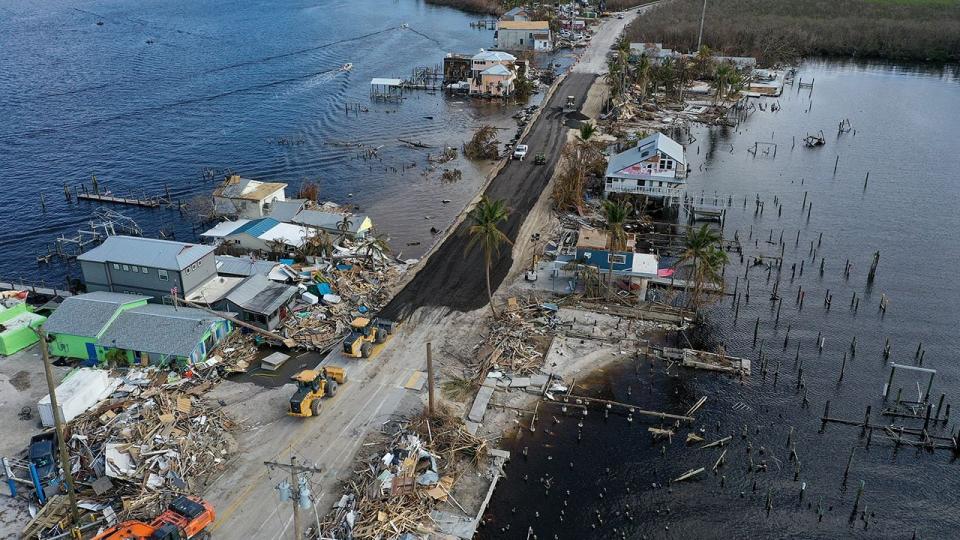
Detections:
[509, 377, 531, 388]
[464, 420, 481, 435]
[260, 352, 289, 371]
[468, 385, 495, 423]
[529, 374, 549, 387]
[431, 510, 477, 539]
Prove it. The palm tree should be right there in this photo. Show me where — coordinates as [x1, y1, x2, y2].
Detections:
[601, 199, 631, 294]
[635, 54, 652, 103]
[336, 215, 353, 243]
[676, 224, 728, 310]
[712, 63, 734, 104]
[466, 197, 512, 318]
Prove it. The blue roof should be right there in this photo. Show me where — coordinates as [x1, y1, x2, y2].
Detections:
[232, 218, 280, 238]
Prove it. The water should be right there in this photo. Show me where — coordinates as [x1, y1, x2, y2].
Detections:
[0, 0, 571, 284]
[479, 60, 960, 539]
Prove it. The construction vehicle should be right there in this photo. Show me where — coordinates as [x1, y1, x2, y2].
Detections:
[342, 317, 395, 358]
[92, 495, 214, 540]
[288, 367, 347, 417]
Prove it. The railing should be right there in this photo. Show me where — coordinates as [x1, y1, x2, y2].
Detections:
[604, 184, 685, 199]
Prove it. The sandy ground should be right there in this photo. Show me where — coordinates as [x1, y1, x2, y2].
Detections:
[0, 347, 70, 540]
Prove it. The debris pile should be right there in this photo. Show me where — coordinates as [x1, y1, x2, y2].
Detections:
[64, 368, 237, 522]
[319, 409, 486, 540]
[473, 296, 556, 377]
[282, 263, 405, 351]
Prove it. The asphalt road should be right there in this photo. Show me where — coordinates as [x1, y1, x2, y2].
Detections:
[382, 72, 596, 319]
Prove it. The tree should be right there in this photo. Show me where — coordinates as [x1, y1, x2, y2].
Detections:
[693, 45, 715, 80]
[676, 224, 728, 310]
[601, 199, 631, 293]
[466, 197, 512, 318]
[634, 54, 653, 103]
[336, 215, 353, 243]
[712, 63, 735, 103]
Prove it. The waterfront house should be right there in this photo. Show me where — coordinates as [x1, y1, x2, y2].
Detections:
[443, 53, 473, 85]
[0, 301, 45, 355]
[221, 218, 310, 254]
[469, 50, 518, 97]
[78, 236, 217, 301]
[495, 20, 552, 52]
[628, 42, 679, 64]
[213, 174, 287, 219]
[219, 274, 297, 331]
[604, 132, 687, 206]
[267, 198, 309, 222]
[574, 230, 659, 300]
[44, 292, 230, 366]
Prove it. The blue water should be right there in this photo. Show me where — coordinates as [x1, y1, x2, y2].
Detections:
[0, 0, 568, 284]
[480, 60, 960, 539]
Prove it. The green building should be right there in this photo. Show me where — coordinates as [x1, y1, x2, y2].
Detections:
[44, 292, 232, 367]
[0, 302, 46, 356]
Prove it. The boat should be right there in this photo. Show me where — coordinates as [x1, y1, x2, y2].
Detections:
[342, 63, 353, 71]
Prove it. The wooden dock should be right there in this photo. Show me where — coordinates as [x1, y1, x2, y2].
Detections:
[649, 275, 724, 293]
[77, 192, 160, 208]
[652, 346, 751, 376]
[0, 280, 73, 298]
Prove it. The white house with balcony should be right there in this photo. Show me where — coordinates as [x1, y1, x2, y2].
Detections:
[604, 132, 687, 206]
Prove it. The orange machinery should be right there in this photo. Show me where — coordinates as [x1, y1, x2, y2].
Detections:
[92, 496, 214, 540]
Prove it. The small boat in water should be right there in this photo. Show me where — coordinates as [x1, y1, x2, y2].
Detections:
[342, 63, 353, 71]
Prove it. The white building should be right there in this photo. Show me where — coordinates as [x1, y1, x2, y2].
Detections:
[604, 132, 687, 205]
[213, 175, 287, 219]
[495, 20, 552, 52]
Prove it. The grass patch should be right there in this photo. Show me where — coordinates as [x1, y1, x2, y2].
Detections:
[441, 376, 477, 402]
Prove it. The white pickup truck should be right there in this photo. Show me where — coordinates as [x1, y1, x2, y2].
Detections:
[513, 144, 529, 160]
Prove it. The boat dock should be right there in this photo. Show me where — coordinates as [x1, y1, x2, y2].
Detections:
[77, 192, 161, 208]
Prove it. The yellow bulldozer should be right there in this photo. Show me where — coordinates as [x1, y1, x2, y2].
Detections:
[288, 367, 347, 417]
[342, 317, 395, 358]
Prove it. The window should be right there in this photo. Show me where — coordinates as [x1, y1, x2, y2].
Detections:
[185, 267, 191, 274]
[158, 269, 169, 281]
[131, 265, 138, 273]
[141, 267, 149, 274]
[608, 254, 627, 265]
[520, 38, 524, 45]
[112, 263, 120, 270]
[122, 265, 129, 272]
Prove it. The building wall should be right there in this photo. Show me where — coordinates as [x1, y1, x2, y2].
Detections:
[180, 252, 217, 295]
[575, 248, 634, 272]
[49, 332, 100, 361]
[496, 29, 540, 51]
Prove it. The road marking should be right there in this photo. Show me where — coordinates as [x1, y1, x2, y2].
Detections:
[212, 382, 389, 532]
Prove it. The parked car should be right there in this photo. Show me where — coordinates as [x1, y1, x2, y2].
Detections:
[513, 144, 529, 160]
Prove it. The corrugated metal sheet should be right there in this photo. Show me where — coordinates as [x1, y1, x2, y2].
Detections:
[226, 274, 296, 315]
[232, 218, 280, 238]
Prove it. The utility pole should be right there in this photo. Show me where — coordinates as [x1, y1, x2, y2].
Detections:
[36, 328, 81, 530]
[426, 342, 435, 417]
[696, 0, 708, 52]
[265, 456, 323, 540]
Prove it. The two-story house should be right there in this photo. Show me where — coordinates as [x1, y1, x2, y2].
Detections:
[77, 236, 217, 301]
[213, 174, 287, 219]
[469, 50, 518, 97]
[604, 132, 688, 206]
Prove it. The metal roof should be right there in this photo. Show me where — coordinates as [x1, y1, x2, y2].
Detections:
[78, 236, 215, 270]
[291, 210, 369, 234]
[231, 218, 281, 238]
[481, 64, 513, 76]
[44, 292, 149, 337]
[200, 219, 250, 239]
[605, 132, 686, 178]
[370, 78, 402, 86]
[98, 304, 224, 358]
[225, 274, 297, 315]
[267, 199, 307, 222]
[472, 50, 516, 62]
[215, 255, 277, 277]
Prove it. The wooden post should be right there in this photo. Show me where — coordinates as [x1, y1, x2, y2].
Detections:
[427, 342, 435, 418]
